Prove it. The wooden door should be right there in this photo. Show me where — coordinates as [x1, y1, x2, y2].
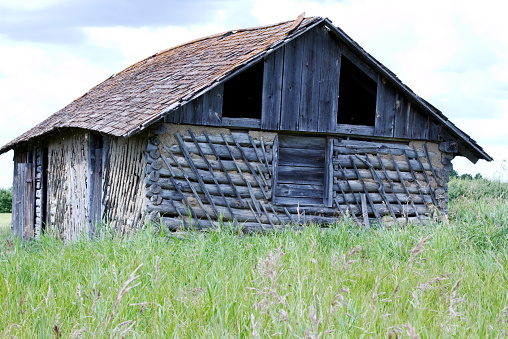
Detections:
[12, 163, 35, 239]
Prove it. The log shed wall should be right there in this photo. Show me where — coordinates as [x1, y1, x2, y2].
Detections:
[145, 124, 450, 231]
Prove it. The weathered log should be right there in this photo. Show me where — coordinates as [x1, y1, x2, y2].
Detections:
[146, 178, 266, 200]
[439, 141, 458, 154]
[333, 155, 431, 172]
[390, 150, 422, 221]
[149, 148, 161, 159]
[148, 163, 267, 188]
[335, 179, 430, 195]
[163, 142, 272, 163]
[334, 192, 432, 205]
[181, 131, 268, 147]
[188, 129, 237, 221]
[334, 146, 429, 158]
[148, 152, 269, 174]
[334, 168, 425, 183]
[157, 216, 286, 233]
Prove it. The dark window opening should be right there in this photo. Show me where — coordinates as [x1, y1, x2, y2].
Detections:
[222, 61, 264, 119]
[337, 56, 377, 126]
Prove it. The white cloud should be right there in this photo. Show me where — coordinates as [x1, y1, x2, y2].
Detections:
[83, 22, 230, 66]
[0, 41, 112, 188]
[0, 0, 64, 10]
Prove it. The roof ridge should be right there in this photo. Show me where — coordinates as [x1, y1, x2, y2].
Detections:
[153, 16, 319, 58]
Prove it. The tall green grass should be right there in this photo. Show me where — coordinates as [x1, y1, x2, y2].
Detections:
[0, 179, 507, 338]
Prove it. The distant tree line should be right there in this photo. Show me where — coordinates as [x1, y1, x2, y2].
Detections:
[0, 187, 12, 213]
[449, 170, 483, 181]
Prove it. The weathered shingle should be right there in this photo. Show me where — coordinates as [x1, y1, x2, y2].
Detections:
[1, 17, 321, 153]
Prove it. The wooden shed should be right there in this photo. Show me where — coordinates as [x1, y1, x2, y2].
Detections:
[1, 16, 492, 240]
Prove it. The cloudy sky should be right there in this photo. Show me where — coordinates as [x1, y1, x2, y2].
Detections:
[1, 0, 507, 187]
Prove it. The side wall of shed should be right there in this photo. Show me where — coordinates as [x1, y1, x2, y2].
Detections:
[101, 134, 147, 235]
[145, 124, 451, 231]
[46, 130, 90, 240]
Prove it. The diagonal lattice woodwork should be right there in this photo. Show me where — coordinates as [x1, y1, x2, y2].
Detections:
[145, 129, 289, 231]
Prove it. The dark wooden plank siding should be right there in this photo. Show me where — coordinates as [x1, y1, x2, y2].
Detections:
[278, 135, 326, 149]
[299, 28, 321, 131]
[411, 106, 429, 139]
[261, 48, 284, 130]
[318, 27, 341, 133]
[280, 38, 304, 131]
[375, 79, 396, 137]
[275, 135, 326, 205]
[202, 84, 223, 126]
[278, 147, 325, 167]
[14, 163, 34, 240]
[277, 165, 325, 185]
[11, 149, 35, 240]
[393, 94, 410, 139]
[428, 118, 441, 141]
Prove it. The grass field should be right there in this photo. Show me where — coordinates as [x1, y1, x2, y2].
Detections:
[0, 179, 507, 338]
[0, 213, 11, 238]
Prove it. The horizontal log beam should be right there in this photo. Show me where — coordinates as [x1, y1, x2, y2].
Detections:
[148, 154, 269, 174]
[146, 165, 268, 188]
[164, 142, 271, 163]
[146, 178, 266, 200]
[333, 155, 432, 172]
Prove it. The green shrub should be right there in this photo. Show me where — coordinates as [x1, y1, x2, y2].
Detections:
[0, 187, 12, 213]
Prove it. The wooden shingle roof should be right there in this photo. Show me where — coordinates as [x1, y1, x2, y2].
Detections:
[1, 16, 321, 153]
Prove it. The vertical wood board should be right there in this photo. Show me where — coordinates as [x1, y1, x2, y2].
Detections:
[318, 28, 341, 132]
[298, 29, 320, 131]
[261, 48, 284, 130]
[280, 39, 304, 131]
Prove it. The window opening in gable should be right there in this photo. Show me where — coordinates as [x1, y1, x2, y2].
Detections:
[222, 61, 264, 119]
[337, 56, 377, 126]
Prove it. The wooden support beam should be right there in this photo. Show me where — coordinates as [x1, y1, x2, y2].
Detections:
[175, 132, 220, 219]
[356, 154, 397, 221]
[334, 165, 361, 225]
[404, 150, 429, 217]
[377, 153, 406, 221]
[361, 194, 370, 229]
[260, 137, 272, 176]
[439, 141, 458, 154]
[423, 143, 439, 184]
[160, 153, 201, 227]
[229, 133, 269, 200]
[162, 150, 214, 225]
[412, 146, 438, 206]
[188, 129, 236, 222]
[350, 155, 382, 224]
[167, 195, 188, 228]
[389, 150, 420, 220]
[203, 131, 244, 206]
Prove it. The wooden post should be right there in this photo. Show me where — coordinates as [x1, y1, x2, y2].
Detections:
[361, 194, 370, 229]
